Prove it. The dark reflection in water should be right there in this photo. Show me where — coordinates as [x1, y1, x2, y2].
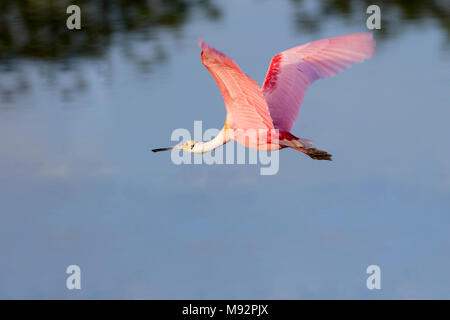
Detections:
[0, 0, 221, 104]
[0, 0, 449, 104]
[0, 0, 220, 60]
[291, 0, 450, 45]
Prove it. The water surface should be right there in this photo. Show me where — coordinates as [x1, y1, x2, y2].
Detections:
[1, 0, 450, 298]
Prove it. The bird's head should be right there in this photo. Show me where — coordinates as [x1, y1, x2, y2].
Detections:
[182, 140, 197, 151]
[152, 140, 197, 153]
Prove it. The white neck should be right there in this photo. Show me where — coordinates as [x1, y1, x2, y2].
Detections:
[191, 129, 228, 154]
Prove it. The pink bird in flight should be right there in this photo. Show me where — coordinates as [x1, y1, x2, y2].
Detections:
[153, 33, 375, 160]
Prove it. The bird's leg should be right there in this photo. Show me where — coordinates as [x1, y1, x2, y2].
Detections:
[303, 147, 332, 161]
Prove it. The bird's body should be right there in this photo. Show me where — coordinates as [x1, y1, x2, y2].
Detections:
[153, 33, 375, 160]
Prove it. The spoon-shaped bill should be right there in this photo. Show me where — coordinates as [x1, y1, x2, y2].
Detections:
[152, 147, 175, 152]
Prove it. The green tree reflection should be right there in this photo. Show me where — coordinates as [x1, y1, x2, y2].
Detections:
[0, 0, 220, 61]
[291, 0, 450, 46]
[0, 0, 449, 104]
[0, 0, 221, 103]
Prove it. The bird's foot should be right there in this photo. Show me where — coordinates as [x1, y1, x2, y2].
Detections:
[305, 148, 332, 161]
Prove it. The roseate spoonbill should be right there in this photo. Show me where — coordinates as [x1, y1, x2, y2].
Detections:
[152, 33, 375, 160]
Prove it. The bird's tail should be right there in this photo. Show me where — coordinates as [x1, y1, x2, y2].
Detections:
[279, 133, 332, 161]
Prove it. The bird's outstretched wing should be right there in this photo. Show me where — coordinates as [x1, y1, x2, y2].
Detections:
[200, 40, 274, 131]
[262, 32, 375, 131]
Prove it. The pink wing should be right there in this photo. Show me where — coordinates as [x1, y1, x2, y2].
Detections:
[200, 40, 274, 131]
[262, 32, 375, 131]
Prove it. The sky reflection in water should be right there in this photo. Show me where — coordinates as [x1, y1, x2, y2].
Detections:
[0, 0, 450, 298]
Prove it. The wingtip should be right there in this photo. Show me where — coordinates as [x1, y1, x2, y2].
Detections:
[198, 38, 207, 49]
[365, 32, 376, 57]
[348, 32, 376, 57]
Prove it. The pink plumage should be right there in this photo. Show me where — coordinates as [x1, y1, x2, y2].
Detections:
[200, 40, 275, 132]
[154, 33, 375, 160]
[262, 32, 375, 131]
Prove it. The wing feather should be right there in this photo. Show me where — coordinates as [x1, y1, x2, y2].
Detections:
[262, 32, 375, 131]
[200, 41, 274, 131]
